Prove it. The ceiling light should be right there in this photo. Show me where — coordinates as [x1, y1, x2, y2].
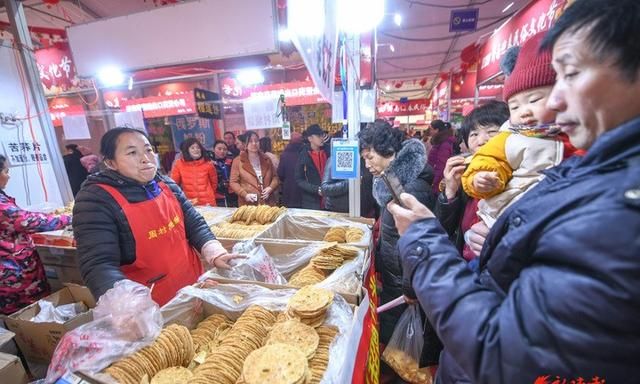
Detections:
[236, 69, 265, 86]
[385, 84, 391, 91]
[338, 0, 385, 34]
[288, 0, 324, 37]
[278, 27, 291, 42]
[97, 66, 125, 87]
[394, 13, 402, 26]
[128, 76, 133, 91]
[389, 44, 395, 52]
[502, 2, 514, 13]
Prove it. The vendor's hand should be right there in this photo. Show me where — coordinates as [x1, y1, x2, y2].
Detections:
[387, 193, 435, 236]
[443, 156, 466, 200]
[245, 193, 258, 203]
[261, 186, 273, 200]
[198, 279, 220, 289]
[211, 252, 245, 269]
[467, 221, 490, 256]
[473, 171, 500, 194]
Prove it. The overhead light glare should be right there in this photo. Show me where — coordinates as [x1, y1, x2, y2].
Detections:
[338, 0, 385, 34]
[236, 69, 265, 86]
[278, 27, 291, 42]
[394, 13, 402, 26]
[97, 66, 125, 87]
[502, 2, 514, 13]
[389, 44, 395, 52]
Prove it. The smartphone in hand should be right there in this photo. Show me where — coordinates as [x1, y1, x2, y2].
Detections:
[380, 170, 406, 208]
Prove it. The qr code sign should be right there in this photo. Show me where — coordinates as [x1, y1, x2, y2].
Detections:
[335, 150, 355, 172]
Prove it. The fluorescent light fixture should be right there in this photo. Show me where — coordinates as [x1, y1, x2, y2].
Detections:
[389, 44, 395, 52]
[288, 0, 325, 37]
[278, 27, 291, 42]
[338, 0, 385, 34]
[128, 76, 133, 91]
[236, 69, 265, 86]
[502, 2, 514, 13]
[394, 13, 402, 26]
[97, 66, 125, 87]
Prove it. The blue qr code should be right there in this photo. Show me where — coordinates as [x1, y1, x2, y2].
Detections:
[335, 150, 354, 172]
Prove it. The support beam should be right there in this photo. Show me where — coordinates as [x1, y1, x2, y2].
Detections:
[346, 34, 361, 218]
[6, 0, 74, 204]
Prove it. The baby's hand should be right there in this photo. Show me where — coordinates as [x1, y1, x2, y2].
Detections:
[473, 171, 501, 194]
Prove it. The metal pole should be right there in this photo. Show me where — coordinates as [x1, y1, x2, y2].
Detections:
[446, 69, 453, 121]
[6, 0, 73, 204]
[346, 33, 361, 218]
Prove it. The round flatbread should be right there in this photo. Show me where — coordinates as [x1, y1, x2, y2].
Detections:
[242, 343, 308, 384]
[150, 367, 193, 384]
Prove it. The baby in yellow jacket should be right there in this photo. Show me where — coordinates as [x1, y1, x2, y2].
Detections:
[462, 32, 579, 228]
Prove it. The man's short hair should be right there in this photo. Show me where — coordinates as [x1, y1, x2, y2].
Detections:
[224, 132, 235, 139]
[460, 101, 509, 146]
[541, 0, 640, 81]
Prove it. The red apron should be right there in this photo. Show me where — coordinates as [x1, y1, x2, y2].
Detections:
[97, 182, 203, 306]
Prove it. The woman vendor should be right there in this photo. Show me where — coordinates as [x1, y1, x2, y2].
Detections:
[73, 128, 239, 305]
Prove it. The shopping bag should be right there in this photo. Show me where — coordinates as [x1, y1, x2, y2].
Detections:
[381, 304, 431, 384]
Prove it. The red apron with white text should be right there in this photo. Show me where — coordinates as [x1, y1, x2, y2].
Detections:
[97, 182, 203, 306]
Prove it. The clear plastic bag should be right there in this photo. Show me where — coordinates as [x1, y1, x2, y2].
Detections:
[161, 283, 354, 384]
[316, 249, 365, 295]
[31, 301, 88, 323]
[381, 304, 430, 384]
[216, 243, 287, 285]
[45, 280, 163, 383]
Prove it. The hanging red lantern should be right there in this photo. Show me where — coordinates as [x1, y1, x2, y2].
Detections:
[460, 43, 481, 64]
[394, 81, 404, 89]
[42, 0, 60, 5]
[439, 72, 449, 82]
[419, 78, 427, 87]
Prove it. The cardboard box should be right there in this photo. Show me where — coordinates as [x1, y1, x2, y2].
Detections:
[257, 214, 374, 249]
[37, 245, 79, 268]
[0, 352, 28, 384]
[4, 284, 96, 362]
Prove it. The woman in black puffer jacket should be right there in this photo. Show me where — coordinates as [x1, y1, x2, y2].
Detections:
[358, 120, 440, 366]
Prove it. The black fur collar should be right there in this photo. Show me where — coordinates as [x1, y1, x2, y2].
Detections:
[373, 139, 426, 207]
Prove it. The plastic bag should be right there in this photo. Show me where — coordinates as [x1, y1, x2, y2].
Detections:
[215, 242, 287, 285]
[316, 248, 365, 295]
[161, 283, 353, 384]
[31, 301, 88, 323]
[45, 280, 163, 383]
[381, 304, 430, 384]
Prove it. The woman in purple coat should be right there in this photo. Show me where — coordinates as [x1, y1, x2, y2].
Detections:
[427, 120, 455, 195]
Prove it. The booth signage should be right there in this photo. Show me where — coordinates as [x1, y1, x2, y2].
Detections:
[34, 43, 85, 94]
[194, 88, 222, 119]
[330, 139, 359, 180]
[48, 103, 85, 127]
[169, 116, 215, 149]
[449, 8, 479, 32]
[1, 140, 49, 166]
[477, 0, 570, 84]
[377, 99, 429, 118]
[121, 94, 197, 118]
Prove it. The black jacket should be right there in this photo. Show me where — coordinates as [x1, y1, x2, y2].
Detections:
[434, 189, 470, 252]
[294, 145, 325, 210]
[398, 117, 640, 383]
[277, 142, 304, 208]
[321, 157, 348, 213]
[63, 152, 88, 196]
[72, 170, 215, 299]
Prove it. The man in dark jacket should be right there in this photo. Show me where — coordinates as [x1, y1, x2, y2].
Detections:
[294, 124, 328, 210]
[388, 1, 640, 382]
[277, 132, 304, 208]
[63, 144, 88, 196]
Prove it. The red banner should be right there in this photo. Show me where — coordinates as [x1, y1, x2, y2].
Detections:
[377, 99, 429, 117]
[48, 98, 85, 127]
[220, 78, 326, 106]
[120, 94, 197, 118]
[451, 71, 477, 100]
[477, 0, 572, 84]
[35, 43, 90, 94]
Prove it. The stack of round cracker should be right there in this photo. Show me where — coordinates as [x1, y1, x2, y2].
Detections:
[308, 326, 338, 384]
[288, 265, 326, 288]
[210, 222, 269, 239]
[266, 320, 319, 360]
[190, 305, 276, 384]
[241, 343, 310, 384]
[286, 286, 334, 328]
[150, 367, 193, 384]
[190, 313, 233, 352]
[105, 324, 194, 384]
[230, 205, 286, 225]
[309, 245, 360, 272]
[322, 226, 364, 243]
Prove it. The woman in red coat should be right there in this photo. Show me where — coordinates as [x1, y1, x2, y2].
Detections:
[171, 138, 218, 206]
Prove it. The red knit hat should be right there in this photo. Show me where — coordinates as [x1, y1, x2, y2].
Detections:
[502, 31, 556, 101]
